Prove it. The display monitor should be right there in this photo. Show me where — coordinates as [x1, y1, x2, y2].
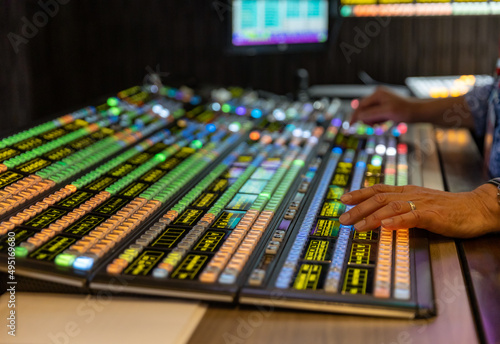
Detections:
[229, 0, 331, 55]
[339, 0, 500, 17]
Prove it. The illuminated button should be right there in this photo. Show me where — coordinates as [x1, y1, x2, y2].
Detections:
[219, 270, 237, 284]
[199, 269, 219, 283]
[73, 255, 95, 271]
[69, 244, 87, 254]
[1, 221, 15, 231]
[55, 253, 76, 267]
[8, 216, 24, 225]
[152, 268, 169, 278]
[19, 241, 36, 253]
[107, 97, 119, 107]
[107, 264, 124, 275]
[157, 262, 175, 274]
[88, 247, 106, 258]
[251, 109, 262, 118]
[40, 229, 56, 238]
[88, 230, 106, 239]
[15, 246, 28, 258]
[235, 106, 246, 116]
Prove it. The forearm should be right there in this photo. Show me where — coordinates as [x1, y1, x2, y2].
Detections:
[409, 96, 475, 129]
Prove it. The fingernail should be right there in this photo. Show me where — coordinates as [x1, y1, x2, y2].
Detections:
[382, 218, 393, 226]
[354, 220, 366, 230]
[339, 213, 350, 223]
[340, 194, 352, 203]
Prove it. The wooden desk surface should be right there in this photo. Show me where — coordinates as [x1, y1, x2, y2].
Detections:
[461, 234, 500, 344]
[188, 126, 479, 344]
[436, 127, 500, 344]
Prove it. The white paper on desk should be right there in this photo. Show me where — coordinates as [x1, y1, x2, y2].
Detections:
[0, 292, 207, 344]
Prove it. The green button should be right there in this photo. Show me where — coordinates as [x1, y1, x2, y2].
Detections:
[15, 247, 28, 258]
[55, 253, 76, 267]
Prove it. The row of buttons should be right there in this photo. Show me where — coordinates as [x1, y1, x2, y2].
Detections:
[198, 150, 291, 283]
[394, 144, 410, 300]
[373, 137, 394, 298]
[0, 106, 94, 155]
[16, 139, 182, 257]
[74, 139, 232, 272]
[219, 149, 307, 284]
[13, 122, 233, 266]
[152, 145, 264, 279]
[373, 227, 393, 298]
[324, 150, 367, 292]
[393, 228, 410, 299]
[0, 122, 172, 237]
[112, 146, 239, 276]
[275, 148, 342, 289]
[0, 115, 165, 219]
[246, 130, 327, 287]
[324, 223, 352, 292]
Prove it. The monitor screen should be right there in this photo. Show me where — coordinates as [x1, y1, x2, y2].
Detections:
[230, 0, 330, 54]
[340, 0, 500, 16]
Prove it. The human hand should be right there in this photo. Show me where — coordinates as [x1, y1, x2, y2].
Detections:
[338, 184, 500, 238]
[351, 87, 417, 125]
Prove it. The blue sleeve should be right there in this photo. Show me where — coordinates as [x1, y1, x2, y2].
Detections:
[464, 83, 494, 138]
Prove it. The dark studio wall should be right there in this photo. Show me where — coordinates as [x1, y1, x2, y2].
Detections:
[1, 0, 499, 136]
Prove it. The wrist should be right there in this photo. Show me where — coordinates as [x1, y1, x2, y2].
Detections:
[472, 184, 500, 235]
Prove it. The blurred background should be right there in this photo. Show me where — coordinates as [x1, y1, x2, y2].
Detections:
[1, 0, 499, 135]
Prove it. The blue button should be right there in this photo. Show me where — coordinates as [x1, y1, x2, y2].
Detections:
[73, 256, 95, 271]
